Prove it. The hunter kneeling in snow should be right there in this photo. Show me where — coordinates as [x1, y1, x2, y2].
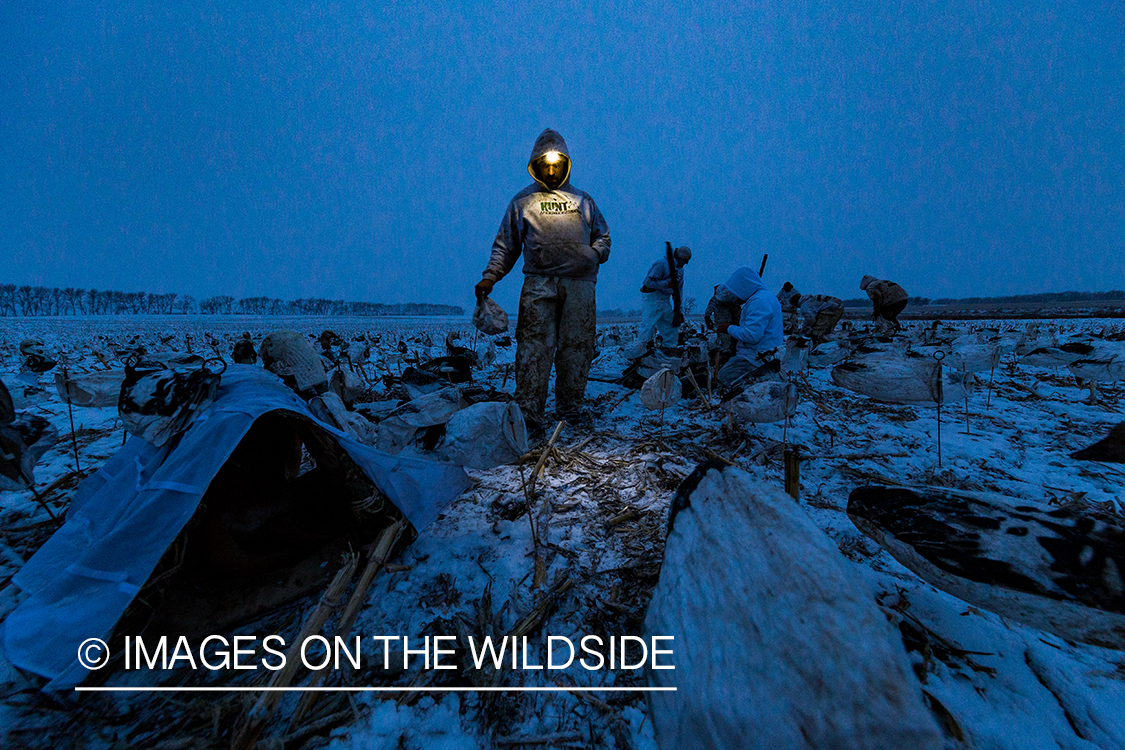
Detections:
[714, 266, 784, 388]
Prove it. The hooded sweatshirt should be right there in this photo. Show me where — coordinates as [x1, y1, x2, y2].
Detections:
[861, 276, 908, 308]
[797, 294, 843, 325]
[726, 269, 784, 359]
[482, 129, 611, 283]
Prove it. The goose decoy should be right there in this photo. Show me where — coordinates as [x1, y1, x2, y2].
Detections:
[831, 352, 975, 405]
[1020, 340, 1094, 368]
[1, 379, 60, 491]
[723, 379, 798, 425]
[1071, 422, 1125, 463]
[118, 357, 222, 447]
[847, 485, 1125, 650]
[780, 336, 810, 375]
[444, 331, 479, 366]
[19, 339, 57, 374]
[259, 331, 326, 396]
[807, 340, 852, 368]
[231, 333, 257, 365]
[1067, 345, 1125, 404]
[646, 463, 940, 750]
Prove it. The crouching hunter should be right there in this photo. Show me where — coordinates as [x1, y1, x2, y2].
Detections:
[715, 267, 784, 388]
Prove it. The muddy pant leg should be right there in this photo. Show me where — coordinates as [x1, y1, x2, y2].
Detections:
[555, 278, 597, 414]
[884, 300, 907, 332]
[714, 302, 737, 355]
[515, 276, 559, 421]
[810, 307, 844, 343]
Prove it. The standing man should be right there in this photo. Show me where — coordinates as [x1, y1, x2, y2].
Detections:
[475, 129, 611, 425]
[715, 268, 784, 387]
[860, 275, 909, 333]
[639, 243, 692, 349]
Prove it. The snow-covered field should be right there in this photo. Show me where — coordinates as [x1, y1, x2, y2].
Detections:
[1, 314, 1123, 749]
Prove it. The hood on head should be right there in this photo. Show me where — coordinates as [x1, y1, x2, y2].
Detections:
[674, 246, 692, 265]
[527, 128, 572, 188]
[723, 266, 769, 302]
[860, 275, 876, 290]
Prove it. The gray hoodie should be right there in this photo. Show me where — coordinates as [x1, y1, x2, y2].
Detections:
[482, 129, 611, 283]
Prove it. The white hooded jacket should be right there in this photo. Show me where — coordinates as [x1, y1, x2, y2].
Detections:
[725, 268, 784, 359]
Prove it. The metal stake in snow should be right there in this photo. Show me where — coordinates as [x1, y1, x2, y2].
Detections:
[985, 358, 997, 411]
[60, 358, 82, 474]
[962, 362, 972, 436]
[933, 351, 944, 467]
[14, 465, 57, 523]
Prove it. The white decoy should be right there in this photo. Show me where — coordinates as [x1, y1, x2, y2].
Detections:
[807, 340, 852, 368]
[1067, 345, 1125, 404]
[646, 463, 941, 750]
[1021, 341, 1094, 368]
[722, 379, 798, 424]
[831, 351, 975, 405]
[780, 336, 810, 375]
[943, 341, 1002, 373]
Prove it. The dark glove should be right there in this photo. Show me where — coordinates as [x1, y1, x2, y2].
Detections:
[475, 279, 495, 300]
[716, 322, 731, 334]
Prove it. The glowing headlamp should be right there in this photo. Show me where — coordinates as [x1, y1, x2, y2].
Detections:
[543, 151, 561, 164]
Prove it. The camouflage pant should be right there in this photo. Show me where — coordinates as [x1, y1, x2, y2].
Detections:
[710, 300, 740, 355]
[716, 348, 781, 388]
[806, 306, 844, 343]
[874, 300, 907, 333]
[515, 275, 597, 420]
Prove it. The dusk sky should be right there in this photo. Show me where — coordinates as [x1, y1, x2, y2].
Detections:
[3, 2, 1122, 313]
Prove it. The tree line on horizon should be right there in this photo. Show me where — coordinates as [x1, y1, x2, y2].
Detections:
[0, 284, 463, 317]
[841, 290, 1125, 307]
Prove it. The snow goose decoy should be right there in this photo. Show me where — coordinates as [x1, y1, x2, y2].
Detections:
[847, 485, 1125, 650]
[831, 350, 975, 405]
[231, 333, 257, 365]
[0, 379, 60, 491]
[1071, 422, 1125, 463]
[646, 462, 941, 749]
[1067, 343, 1125, 404]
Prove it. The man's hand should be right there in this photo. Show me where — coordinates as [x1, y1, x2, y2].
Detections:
[716, 322, 731, 334]
[475, 279, 495, 300]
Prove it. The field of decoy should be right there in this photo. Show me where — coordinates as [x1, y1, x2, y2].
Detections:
[1, 313, 1124, 749]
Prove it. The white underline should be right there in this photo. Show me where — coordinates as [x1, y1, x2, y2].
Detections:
[75, 686, 675, 693]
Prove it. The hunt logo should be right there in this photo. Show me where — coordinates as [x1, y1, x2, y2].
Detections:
[539, 200, 579, 215]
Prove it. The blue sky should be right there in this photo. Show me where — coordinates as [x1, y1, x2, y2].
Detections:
[3, 2, 1122, 312]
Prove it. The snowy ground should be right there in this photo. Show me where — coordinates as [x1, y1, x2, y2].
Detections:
[1, 315, 1123, 749]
